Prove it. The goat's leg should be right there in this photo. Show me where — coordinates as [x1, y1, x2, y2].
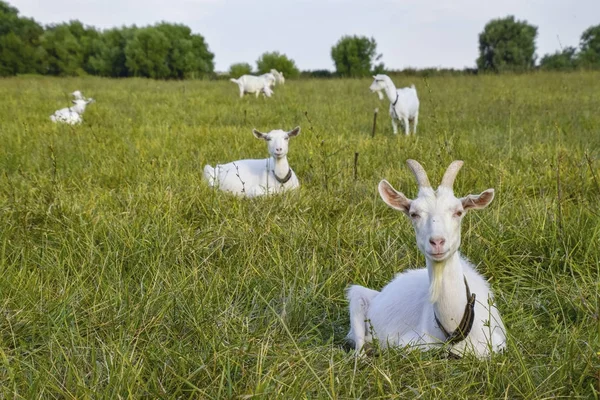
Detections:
[391, 118, 398, 135]
[413, 112, 419, 135]
[346, 285, 379, 352]
[404, 117, 410, 136]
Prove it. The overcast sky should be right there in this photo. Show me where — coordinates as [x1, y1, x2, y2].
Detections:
[9, 0, 600, 71]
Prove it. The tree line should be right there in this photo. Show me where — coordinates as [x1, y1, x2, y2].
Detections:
[1, 1, 599, 79]
[0, 1, 214, 78]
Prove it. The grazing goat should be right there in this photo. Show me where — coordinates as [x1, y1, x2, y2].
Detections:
[346, 160, 506, 358]
[270, 69, 285, 85]
[370, 74, 419, 135]
[203, 127, 301, 197]
[231, 75, 274, 98]
[50, 98, 95, 125]
[260, 72, 277, 87]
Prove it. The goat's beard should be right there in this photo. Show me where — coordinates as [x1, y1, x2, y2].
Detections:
[429, 263, 444, 303]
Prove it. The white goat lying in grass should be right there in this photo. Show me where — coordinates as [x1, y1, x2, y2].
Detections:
[270, 69, 285, 85]
[370, 74, 419, 135]
[50, 98, 95, 125]
[231, 75, 274, 98]
[346, 160, 506, 358]
[203, 127, 301, 197]
[71, 90, 84, 100]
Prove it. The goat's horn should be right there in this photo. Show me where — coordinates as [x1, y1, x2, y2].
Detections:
[440, 160, 464, 189]
[406, 159, 431, 188]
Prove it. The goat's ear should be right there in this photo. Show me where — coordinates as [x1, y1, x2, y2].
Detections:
[460, 189, 495, 210]
[287, 126, 300, 137]
[71, 100, 77, 104]
[253, 129, 267, 140]
[378, 180, 411, 214]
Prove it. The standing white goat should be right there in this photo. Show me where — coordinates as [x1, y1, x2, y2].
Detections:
[50, 98, 95, 125]
[231, 75, 274, 98]
[260, 72, 277, 87]
[346, 160, 506, 358]
[270, 69, 285, 85]
[203, 127, 301, 197]
[370, 75, 419, 135]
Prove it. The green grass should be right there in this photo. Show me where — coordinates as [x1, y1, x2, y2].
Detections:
[0, 72, 599, 398]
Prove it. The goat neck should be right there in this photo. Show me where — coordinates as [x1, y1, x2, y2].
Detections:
[426, 251, 469, 335]
[71, 103, 87, 114]
[382, 77, 398, 103]
[270, 154, 290, 182]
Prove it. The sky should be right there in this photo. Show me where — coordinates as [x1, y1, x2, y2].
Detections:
[9, 0, 600, 72]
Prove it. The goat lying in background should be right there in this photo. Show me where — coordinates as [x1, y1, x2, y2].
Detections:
[203, 127, 301, 197]
[50, 98, 95, 125]
[346, 160, 506, 358]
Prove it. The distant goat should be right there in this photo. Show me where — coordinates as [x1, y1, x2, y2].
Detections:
[50, 98, 95, 125]
[71, 90, 84, 100]
[346, 160, 506, 358]
[203, 127, 301, 197]
[231, 75, 274, 98]
[370, 74, 419, 135]
[270, 69, 285, 85]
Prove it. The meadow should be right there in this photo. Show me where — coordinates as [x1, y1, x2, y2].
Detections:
[0, 72, 599, 398]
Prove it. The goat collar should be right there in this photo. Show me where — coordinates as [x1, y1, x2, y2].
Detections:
[273, 168, 293, 184]
[392, 93, 399, 106]
[434, 276, 476, 345]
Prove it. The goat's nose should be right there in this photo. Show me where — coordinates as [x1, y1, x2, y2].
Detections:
[276, 147, 282, 152]
[429, 237, 446, 247]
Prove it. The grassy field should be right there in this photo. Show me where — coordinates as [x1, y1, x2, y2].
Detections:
[0, 72, 599, 398]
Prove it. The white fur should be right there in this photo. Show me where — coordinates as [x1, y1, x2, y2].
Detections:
[370, 74, 419, 135]
[203, 127, 301, 197]
[260, 73, 277, 88]
[270, 69, 285, 85]
[50, 98, 95, 125]
[71, 90, 84, 100]
[231, 75, 274, 98]
[346, 160, 506, 358]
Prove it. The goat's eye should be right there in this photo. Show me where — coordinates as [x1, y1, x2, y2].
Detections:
[285, 137, 289, 141]
[454, 210, 464, 217]
[265, 138, 272, 141]
[409, 212, 420, 219]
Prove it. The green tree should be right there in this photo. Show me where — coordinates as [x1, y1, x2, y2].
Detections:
[87, 27, 136, 77]
[477, 16, 538, 72]
[124, 23, 214, 79]
[577, 24, 600, 67]
[256, 51, 299, 78]
[229, 62, 252, 77]
[40, 23, 85, 75]
[0, 0, 44, 75]
[331, 35, 380, 77]
[155, 23, 214, 78]
[540, 47, 577, 71]
[125, 27, 171, 79]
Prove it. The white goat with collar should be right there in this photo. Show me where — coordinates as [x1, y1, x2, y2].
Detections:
[346, 160, 506, 358]
[370, 74, 419, 135]
[50, 98, 95, 125]
[203, 127, 300, 197]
